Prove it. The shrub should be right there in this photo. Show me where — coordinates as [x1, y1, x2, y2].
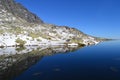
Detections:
[37, 39, 41, 41]
[15, 38, 26, 47]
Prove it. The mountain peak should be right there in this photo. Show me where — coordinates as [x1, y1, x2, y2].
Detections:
[0, 0, 43, 24]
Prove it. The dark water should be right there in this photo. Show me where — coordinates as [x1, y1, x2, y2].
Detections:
[1, 40, 120, 80]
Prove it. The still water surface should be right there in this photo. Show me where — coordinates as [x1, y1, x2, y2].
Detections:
[1, 40, 120, 80]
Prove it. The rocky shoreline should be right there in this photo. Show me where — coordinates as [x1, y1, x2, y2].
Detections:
[0, 33, 100, 48]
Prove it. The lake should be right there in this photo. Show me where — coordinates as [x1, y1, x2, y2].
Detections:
[0, 40, 120, 80]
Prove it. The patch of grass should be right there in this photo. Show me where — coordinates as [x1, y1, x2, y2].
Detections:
[14, 27, 23, 34]
[0, 29, 4, 34]
[29, 32, 39, 39]
[70, 38, 83, 43]
[16, 38, 26, 47]
[26, 38, 29, 40]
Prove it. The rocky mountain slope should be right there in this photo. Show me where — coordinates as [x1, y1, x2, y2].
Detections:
[0, 0, 101, 47]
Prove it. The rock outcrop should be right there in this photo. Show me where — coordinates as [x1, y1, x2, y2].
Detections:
[0, 0, 43, 24]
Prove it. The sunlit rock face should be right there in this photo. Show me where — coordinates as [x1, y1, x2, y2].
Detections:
[0, 0, 101, 47]
[0, 0, 43, 24]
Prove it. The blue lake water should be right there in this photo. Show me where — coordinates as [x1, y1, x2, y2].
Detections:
[2, 40, 120, 80]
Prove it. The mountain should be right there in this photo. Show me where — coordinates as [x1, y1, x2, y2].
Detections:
[0, 0, 101, 47]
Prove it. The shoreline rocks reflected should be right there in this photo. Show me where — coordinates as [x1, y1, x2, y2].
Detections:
[0, 45, 83, 80]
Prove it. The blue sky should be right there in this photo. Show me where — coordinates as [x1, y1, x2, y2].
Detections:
[16, 0, 120, 39]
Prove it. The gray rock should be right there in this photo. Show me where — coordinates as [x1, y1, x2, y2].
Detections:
[0, 0, 43, 24]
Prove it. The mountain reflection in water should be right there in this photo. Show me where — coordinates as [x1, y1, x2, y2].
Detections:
[0, 45, 82, 80]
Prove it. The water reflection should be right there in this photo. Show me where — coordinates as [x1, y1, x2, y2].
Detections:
[0, 46, 82, 80]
